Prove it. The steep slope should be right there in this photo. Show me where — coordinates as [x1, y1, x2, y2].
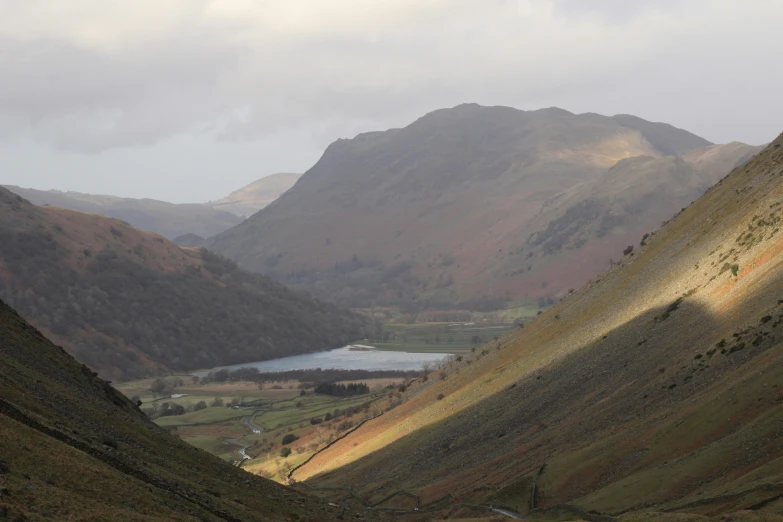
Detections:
[210, 173, 301, 218]
[287, 133, 783, 518]
[0, 188, 371, 380]
[2, 186, 243, 239]
[211, 104, 757, 310]
[0, 299, 376, 521]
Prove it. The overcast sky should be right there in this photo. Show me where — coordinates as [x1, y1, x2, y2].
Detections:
[1, 0, 782, 203]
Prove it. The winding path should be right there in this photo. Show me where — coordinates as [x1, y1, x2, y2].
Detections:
[224, 438, 251, 462]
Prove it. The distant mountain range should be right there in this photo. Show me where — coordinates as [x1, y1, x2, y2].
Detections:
[209, 172, 301, 218]
[2, 172, 300, 240]
[211, 104, 762, 310]
[0, 186, 371, 380]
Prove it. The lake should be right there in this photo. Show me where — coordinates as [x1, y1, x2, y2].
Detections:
[192, 345, 450, 376]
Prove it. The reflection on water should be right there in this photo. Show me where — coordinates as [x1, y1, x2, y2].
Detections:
[193, 346, 450, 376]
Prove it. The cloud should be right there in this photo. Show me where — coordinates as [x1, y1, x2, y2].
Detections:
[0, 0, 781, 152]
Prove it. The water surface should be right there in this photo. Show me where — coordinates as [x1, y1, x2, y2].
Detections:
[193, 345, 449, 376]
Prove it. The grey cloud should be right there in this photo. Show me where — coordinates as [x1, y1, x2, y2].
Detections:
[0, 0, 780, 198]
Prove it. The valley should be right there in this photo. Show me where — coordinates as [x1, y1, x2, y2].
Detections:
[3, 4, 783, 521]
[115, 373, 410, 484]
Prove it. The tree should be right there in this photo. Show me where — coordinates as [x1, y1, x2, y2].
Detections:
[281, 434, 299, 445]
[149, 378, 169, 397]
[279, 447, 292, 458]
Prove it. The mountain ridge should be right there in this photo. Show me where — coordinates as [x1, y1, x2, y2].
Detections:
[210, 104, 760, 311]
[0, 187, 371, 380]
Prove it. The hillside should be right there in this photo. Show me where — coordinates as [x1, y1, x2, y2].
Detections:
[2, 185, 244, 240]
[0, 187, 372, 381]
[0, 298, 376, 521]
[210, 172, 301, 218]
[283, 132, 783, 518]
[211, 104, 761, 311]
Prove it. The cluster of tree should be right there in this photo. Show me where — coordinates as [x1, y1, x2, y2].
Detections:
[0, 218, 374, 380]
[313, 382, 369, 397]
[203, 367, 419, 385]
[143, 400, 208, 419]
[310, 401, 373, 425]
[527, 198, 604, 255]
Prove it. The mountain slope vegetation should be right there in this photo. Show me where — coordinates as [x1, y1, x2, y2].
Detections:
[0, 299, 376, 521]
[288, 132, 783, 518]
[211, 104, 761, 311]
[2, 185, 243, 240]
[0, 187, 372, 380]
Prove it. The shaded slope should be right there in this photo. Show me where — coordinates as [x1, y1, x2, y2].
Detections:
[212, 105, 756, 310]
[0, 299, 377, 521]
[0, 188, 371, 380]
[290, 133, 783, 517]
[2, 185, 243, 239]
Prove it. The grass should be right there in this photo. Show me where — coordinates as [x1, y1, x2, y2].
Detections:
[115, 375, 389, 480]
[154, 405, 249, 427]
[375, 322, 513, 353]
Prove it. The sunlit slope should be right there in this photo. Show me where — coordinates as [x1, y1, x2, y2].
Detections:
[0, 300, 377, 521]
[210, 172, 301, 218]
[294, 133, 783, 516]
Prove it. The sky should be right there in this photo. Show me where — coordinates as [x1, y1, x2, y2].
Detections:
[1, 0, 782, 203]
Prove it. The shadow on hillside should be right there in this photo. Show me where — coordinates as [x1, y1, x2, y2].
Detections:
[301, 294, 783, 514]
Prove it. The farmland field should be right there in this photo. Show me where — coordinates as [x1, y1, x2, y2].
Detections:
[114, 375, 402, 483]
[374, 322, 515, 353]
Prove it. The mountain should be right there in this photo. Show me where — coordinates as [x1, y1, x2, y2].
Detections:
[0, 298, 374, 521]
[210, 172, 301, 218]
[288, 133, 783, 517]
[211, 104, 761, 311]
[0, 187, 372, 381]
[2, 185, 243, 239]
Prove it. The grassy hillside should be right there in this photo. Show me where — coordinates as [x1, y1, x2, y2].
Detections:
[211, 104, 760, 311]
[286, 132, 783, 518]
[0, 298, 379, 521]
[0, 187, 373, 380]
[2, 185, 243, 239]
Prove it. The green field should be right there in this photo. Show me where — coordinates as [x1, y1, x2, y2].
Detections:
[154, 405, 249, 427]
[374, 322, 514, 352]
[114, 376, 396, 482]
